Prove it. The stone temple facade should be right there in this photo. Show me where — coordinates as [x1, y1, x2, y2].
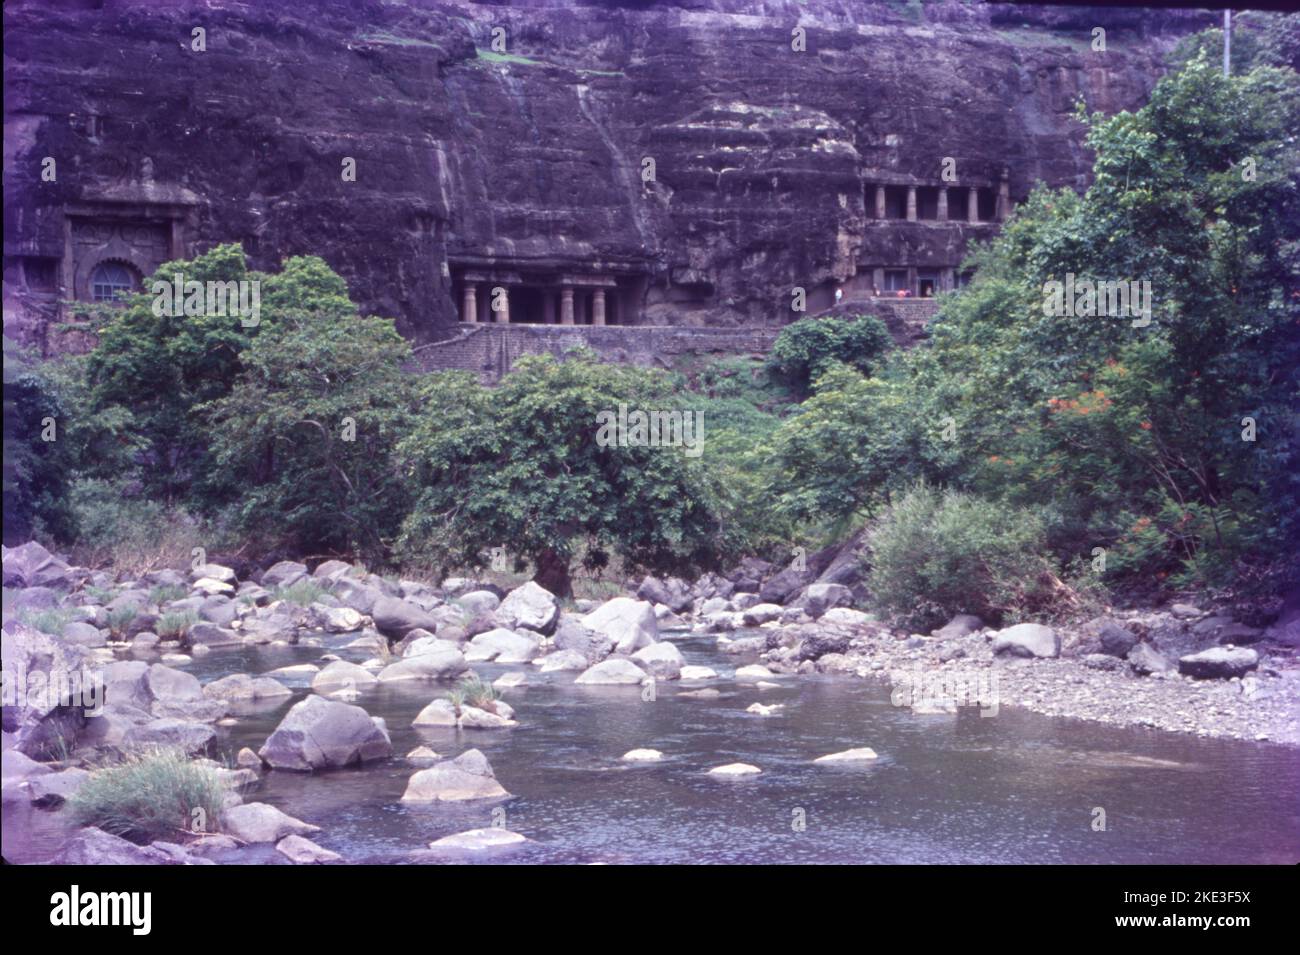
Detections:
[3, 0, 1211, 365]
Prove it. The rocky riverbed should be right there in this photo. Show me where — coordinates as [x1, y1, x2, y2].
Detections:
[2, 540, 1297, 864]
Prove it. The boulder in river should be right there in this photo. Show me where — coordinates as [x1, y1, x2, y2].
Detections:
[376, 648, 467, 682]
[276, 834, 342, 864]
[258, 694, 393, 770]
[538, 648, 589, 672]
[553, 615, 614, 663]
[202, 673, 292, 702]
[310, 660, 378, 692]
[467, 628, 538, 664]
[708, 762, 761, 776]
[621, 749, 663, 761]
[631, 641, 685, 680]
[222, 802, 321, 843]
[636, 575, 694, 614]
[427, 828, 528, 851]
[582, 598, 659, 654]
[400, 748, 510, 802]
[495, 581, 560, 636]
[371, 595, 441, 638]
[790, 582, 853, 619]
[814, 747, 879, 763]
[574, 658, 649, 685]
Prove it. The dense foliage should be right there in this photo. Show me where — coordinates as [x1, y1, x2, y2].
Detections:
[774, 55, 1300, 595]
[396, 352, 725, 596]
[766, 314, 893, 394]
[9, 52, 1297, 613]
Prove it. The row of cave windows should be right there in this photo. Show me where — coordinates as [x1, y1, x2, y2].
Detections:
[13, 257, 972, 311]
[872, 185, 999, 222]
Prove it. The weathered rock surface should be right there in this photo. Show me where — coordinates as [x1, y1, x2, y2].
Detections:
[582, 598, 659, 654]
[222, 802, 321, 843]
[574, 658, 649, 686]
[1178, 647, 1259, 680]
[258, 695, 393, 770]
[400, 749, 509, 802]
[495, 582, 560, 636]
[992, 624, 1060, 659]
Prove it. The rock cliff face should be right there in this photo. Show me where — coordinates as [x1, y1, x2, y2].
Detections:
[3, 0, 1210, 350]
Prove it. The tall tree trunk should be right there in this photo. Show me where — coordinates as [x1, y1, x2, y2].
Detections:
[533, 548, 572, 599]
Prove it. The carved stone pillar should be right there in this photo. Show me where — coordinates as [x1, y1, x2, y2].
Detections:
[874, 184, 886, 219]
[493, 286, 509, 323]
[967, 187, 979, 223]
[937, 188, 948, 222]
[997, 172, 1011, 221]
[906, 186, 917, 222]
[462, 284, 477, 323]
[560, 286, 575, 325]
[592, 288, 606, 326]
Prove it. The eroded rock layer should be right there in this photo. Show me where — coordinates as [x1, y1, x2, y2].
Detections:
[3, 1, 1209, 350]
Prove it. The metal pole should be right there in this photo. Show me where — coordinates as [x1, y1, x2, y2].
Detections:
[1224, 10, 1232, 77]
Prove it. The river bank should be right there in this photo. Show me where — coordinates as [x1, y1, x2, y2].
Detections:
[3, 540, 1297, 863]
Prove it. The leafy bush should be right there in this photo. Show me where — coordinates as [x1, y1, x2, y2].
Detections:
[867, 485, 1059, 630]
[66, 748, 226, 844]
[766, 315, 892, 393]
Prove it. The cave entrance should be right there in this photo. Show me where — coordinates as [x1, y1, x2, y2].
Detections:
[917, 269, 940, 298]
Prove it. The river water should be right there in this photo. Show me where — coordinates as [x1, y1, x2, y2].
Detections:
[7, 632, 1299, 864]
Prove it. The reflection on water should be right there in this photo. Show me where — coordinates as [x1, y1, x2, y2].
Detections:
[7, 635, 1299, 864]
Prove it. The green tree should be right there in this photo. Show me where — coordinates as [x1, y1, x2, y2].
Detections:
[766, 314, 892, 395]
[397, 351, 725, 596]
[200, 257, 418, 559]
[86, 244, 260, 502]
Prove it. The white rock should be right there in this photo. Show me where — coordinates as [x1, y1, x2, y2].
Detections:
[311, 660, 378, 691]
[631, 641, 685, 680]
[400, 749, 509, 802]
[222, 802, 321, 843]
[821, 608, 871, 627]
[574, 658, 649, 685]
[495, 581, 560, 635]
[708, 763, 761, 776]
[734, 664, 774, 679]
[679, 665, 718, 680]
[427, 828, 528, 851]
[582, 597, 659, 654]
[813, 747, 879, 764]
[538, 648, 588, 672]
[741, 603, 783, 626]
[621, 748, 664, 762]
[746, 702, 784, 717]
[469, 628, 539, 664]
[192, 577, 236, 597]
